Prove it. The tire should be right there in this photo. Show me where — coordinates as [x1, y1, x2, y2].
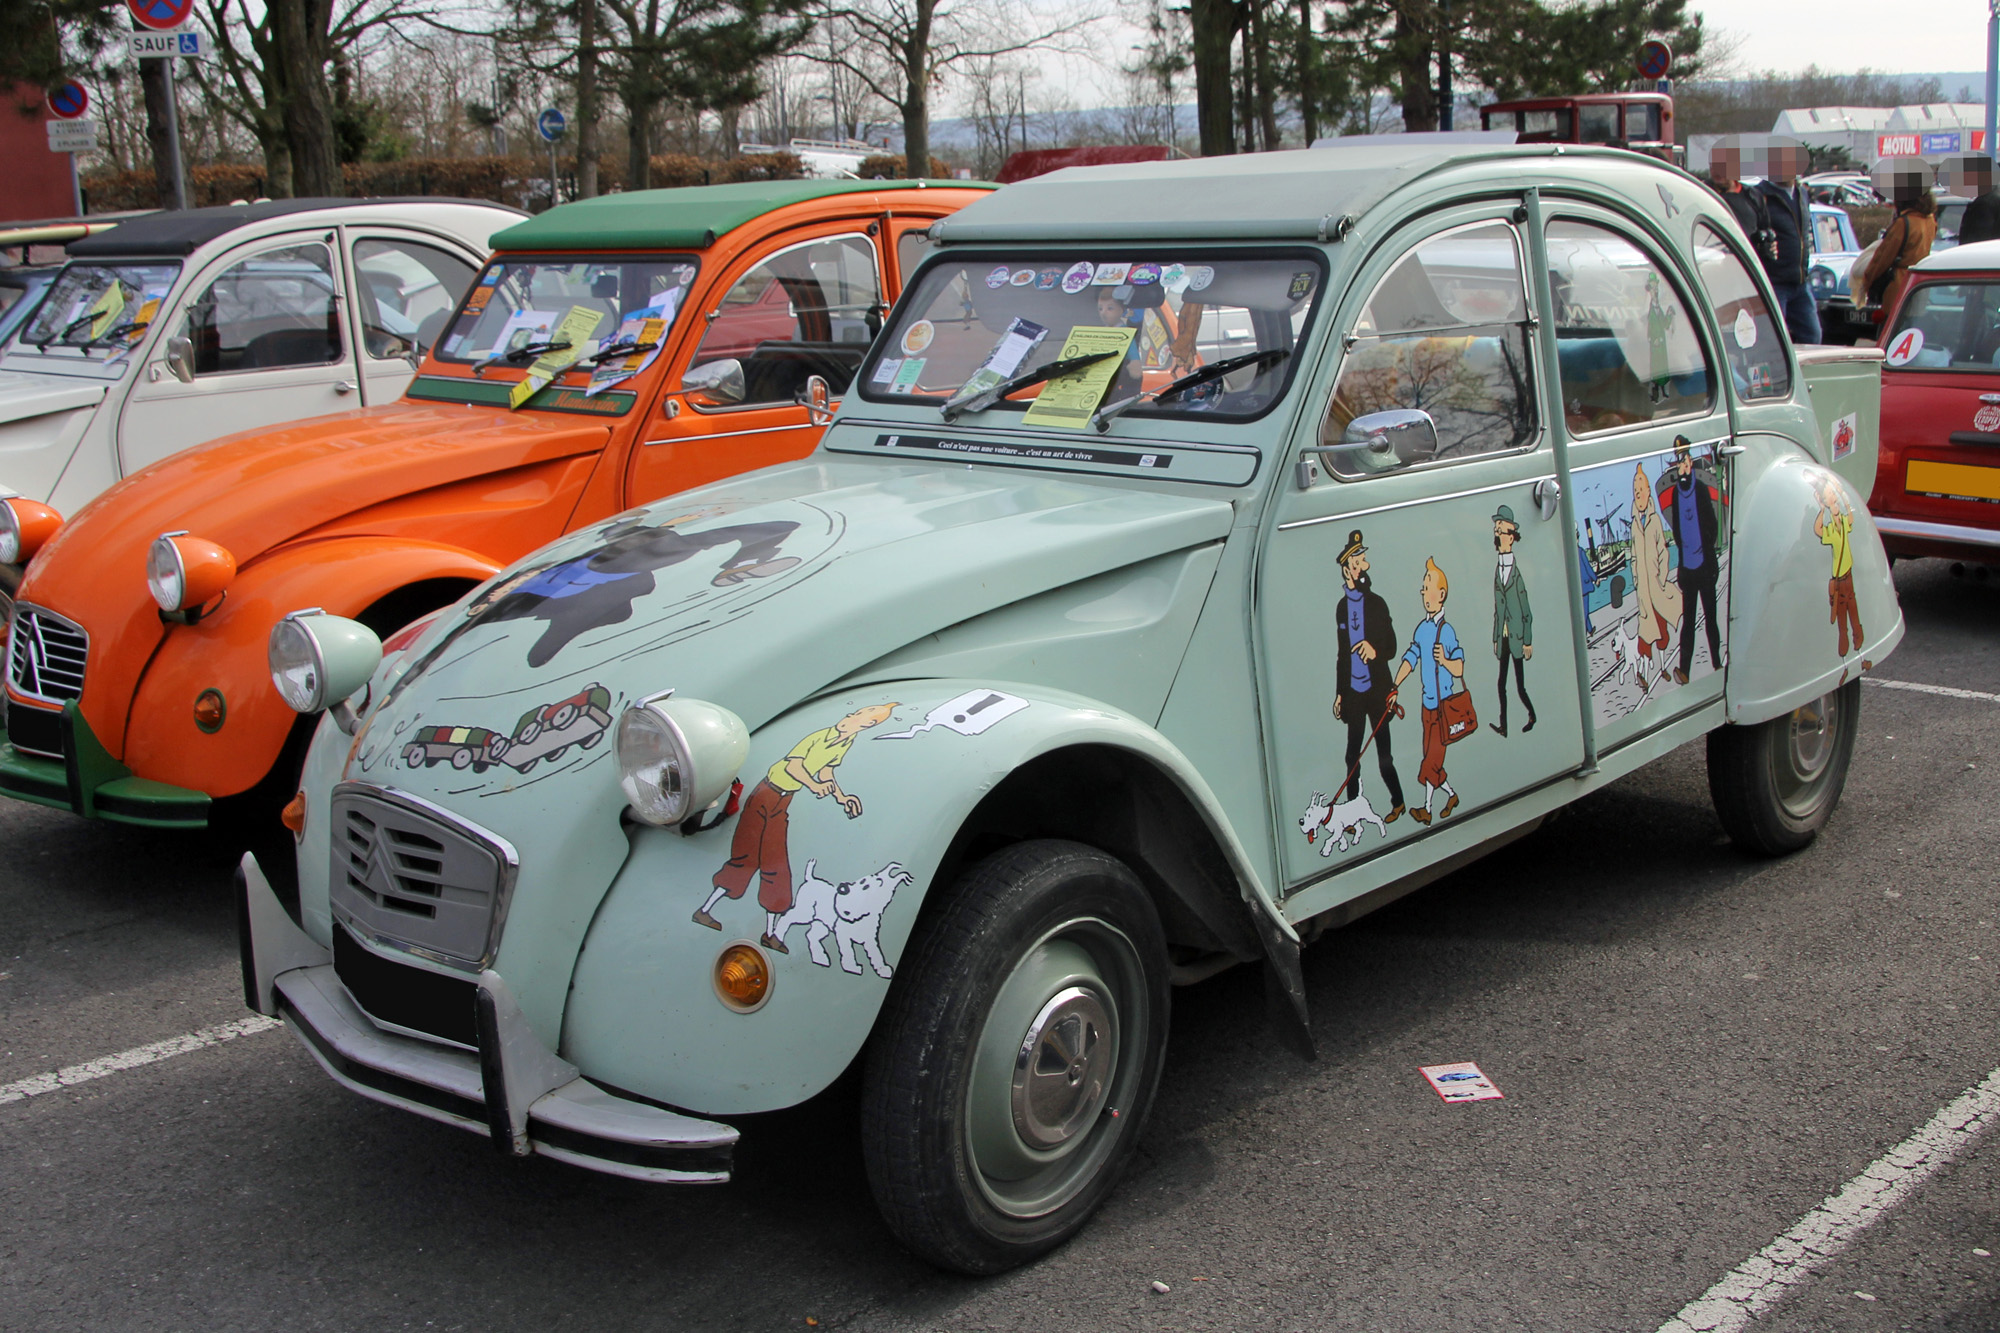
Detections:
[516, 721, 542, 746]
[402, 744, 426, 767]
[550, 704, 578, 730]
[450, 747, 474, 771]
[861, 839, 1170, 1275]
[1707, 679, 1860, 856]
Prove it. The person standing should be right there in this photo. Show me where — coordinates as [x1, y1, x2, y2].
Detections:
[1331, 530, 1405, 824]
[1859, 188, 1937, 315]
[1946, 155, 1999, 246]
[1391, 558, 1464, 826]
[1750, 141, 1822, 345]
[1658, 436, 1722, 684]
[1489, 505, 1535, 736]
[1709, 141, 1775, 269]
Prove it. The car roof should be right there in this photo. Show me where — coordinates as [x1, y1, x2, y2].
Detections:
[65, 197, 524, 259]
[1913, 238, 2000, 272]
[489, 179, 992, 252]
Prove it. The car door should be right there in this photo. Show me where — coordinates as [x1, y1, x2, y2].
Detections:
[1540, 208, 1736, 753]
[118, 235, 360, 475]
[341, 231, 479, 405]
[1258, 207, 1586, 892]
[625, 225, 885, 505]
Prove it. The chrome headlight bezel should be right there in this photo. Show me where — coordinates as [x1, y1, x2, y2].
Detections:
[267, 609, 381, 718]
[0, 502, 20, 565]
[146, 532, 188, 612]
[616, 692, 749, 827]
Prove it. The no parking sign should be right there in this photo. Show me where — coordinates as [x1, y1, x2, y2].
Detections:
[47, 81, 89, 119]
[126, 0, 193, 30]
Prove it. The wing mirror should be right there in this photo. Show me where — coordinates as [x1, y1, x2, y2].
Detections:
[681, 358, 745, 406]
[1297, 409, 1441, 488]
[797, 373, 834, 426]
[164, 334, 196, 385]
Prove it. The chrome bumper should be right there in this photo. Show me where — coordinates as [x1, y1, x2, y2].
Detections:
[1874, 515, 2000, 550]
[236, 853, 735, 1184]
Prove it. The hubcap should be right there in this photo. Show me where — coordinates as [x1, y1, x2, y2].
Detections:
[1775, 689, 1843, 817]
[1011, 986, 1116, 1149]
[1787, 698, 1833, 778]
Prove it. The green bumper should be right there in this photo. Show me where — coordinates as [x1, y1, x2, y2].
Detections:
[0, 700, 212, 829]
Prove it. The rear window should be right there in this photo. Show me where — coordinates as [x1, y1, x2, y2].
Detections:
[1882, 282, 2000, 372]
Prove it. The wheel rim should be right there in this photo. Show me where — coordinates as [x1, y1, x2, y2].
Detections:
[1775, 689, 1841, 818]
[966, 917, 1149, 1219]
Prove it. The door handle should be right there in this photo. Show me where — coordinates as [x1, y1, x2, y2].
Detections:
[333, 380, 355, 395]
[1532, 476, 1561, 521]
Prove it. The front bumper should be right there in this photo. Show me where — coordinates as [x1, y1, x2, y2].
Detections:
[1873, 514, 2000, 561]
[237, 852, 736, 1184]
[0, 700, 211, 828]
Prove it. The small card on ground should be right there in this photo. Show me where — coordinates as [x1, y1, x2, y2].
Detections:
[1419, 1062, 1504, 1102]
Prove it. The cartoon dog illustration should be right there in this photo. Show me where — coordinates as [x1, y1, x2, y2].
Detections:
[1298, 789, 1388, 855]
[769, 858, 913, 978]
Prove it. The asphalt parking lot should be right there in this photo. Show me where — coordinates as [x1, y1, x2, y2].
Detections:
[3, 556, 1996, 1333]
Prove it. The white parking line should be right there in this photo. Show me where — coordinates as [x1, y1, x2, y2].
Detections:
[1657, 1066, 2000, 1333]
[1865, 678, 2000, 704]
[0, 1015, 280, 1106]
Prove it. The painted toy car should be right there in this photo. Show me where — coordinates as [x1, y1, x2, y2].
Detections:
[1865, 239, 2000, 564]
[0, 180, 990, 830]
[239, 143, 1902, 1275]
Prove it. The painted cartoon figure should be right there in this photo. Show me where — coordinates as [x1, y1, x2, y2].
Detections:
[1815, 475, 1864, 657]
[1577, 524, 1600, 634]
[1298, 788, 1388, 855]
[695, 702, 899, 952]
[770, 858, 914, 978]
[1658, 436, 1723, 684]
[1628, 460, 1683, 692]
[468, 510, 801, 667]
[1390, 558, 1465, 825]
[1490, 504, 1535, 736]
[1645, 271, 1678, 401]
[1331, 529, 1405, 825]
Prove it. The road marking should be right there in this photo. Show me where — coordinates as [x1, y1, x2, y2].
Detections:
[1865, 678, 2000, 704]
[0, 1015, 280, 1106]
[1657, 1066, 2000, 1333]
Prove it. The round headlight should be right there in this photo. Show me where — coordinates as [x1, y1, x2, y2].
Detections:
[147, 531, 236, 613]
[269, 614, 325, 712]
[616, 693, 749, 827]
[146, 534, 185, 611]
[267, 610, 382, 715]
[0, 497, 63, 565]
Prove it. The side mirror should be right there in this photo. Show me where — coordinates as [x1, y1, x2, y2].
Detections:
[1297, 409, 1441, 488]
[164, 335, 196, 385]
[798, 373, 834, 426]
[680, 358, 745, 407]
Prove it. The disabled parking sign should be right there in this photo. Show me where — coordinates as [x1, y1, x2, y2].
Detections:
[127, 0, 194, 30]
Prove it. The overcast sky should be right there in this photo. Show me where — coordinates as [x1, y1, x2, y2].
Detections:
[1697, 0, 1990, 80]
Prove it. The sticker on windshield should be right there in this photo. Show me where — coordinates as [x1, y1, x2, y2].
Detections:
[1061, 262, 1095, 293]
[901, 320, 935, 356]
[889, 357, 926, 393]
[1092, 262, 1131, 286]
[1161, 262, 1188, 292]
[1288, 270, 1315, 301]
[1185, 265, 1216, 292]
[1733, 308, 1757, 349]
[673, 265, 696, 286]
[1884, 326, 1925, 367]
[1009, 268, 1036, 287]
[1129, 262, 1161, 286]
[871, 357, 903, 385]
[1037, 268, 1062, 290]
[985, 265, 1011, 289]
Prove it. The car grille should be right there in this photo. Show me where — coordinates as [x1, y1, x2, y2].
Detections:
[7, 604, 86, 705]
[328, 783, 517, 973]
[333, 923, 479, 1048]
[7, 702, 61, 759]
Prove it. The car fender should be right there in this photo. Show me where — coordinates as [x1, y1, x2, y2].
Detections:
[561, 678, 1300, 1118]
[121, 536, 497, 797]
[1725, 451, 1903, 726]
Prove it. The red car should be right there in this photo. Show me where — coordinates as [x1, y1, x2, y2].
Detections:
[1869, 241, 2000, 564]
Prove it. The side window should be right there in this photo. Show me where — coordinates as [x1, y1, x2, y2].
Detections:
[690, 234, 882, 407]
[353, 238, 475, 360]
[186, 242, 343, 375]
[896, 229, 930, 286]
[1692, 222, 1791, 401]
[1544, 221, 1712, 435]
[1579, 104, 1619, 143]
[1323, 221, 1539, 476]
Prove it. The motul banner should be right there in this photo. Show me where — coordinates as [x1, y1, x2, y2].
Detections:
[1879, 130, 1988, 157]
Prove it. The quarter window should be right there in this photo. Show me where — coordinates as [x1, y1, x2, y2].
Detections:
[1692, 222, 1790, 400]
[1544, 221, 1712, 434]
[185, 242, 344, 374]
[352, 239, 475, 360]
[689, 234, 882, 407]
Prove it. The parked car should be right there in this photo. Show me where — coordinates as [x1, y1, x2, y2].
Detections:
[1808, 202, 1870, 343]
[1865, 239, 2000, 563]
[0, 179, 991, 831]
[1803, 172, 1880, 207]
[1934, 194, 1971, 251]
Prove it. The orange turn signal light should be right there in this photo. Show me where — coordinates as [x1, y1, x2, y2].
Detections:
[0, 497, 62, 564]
[281, 791, 307, 835]
[193, 688, 226, 733]
[714, 943, 771, 1012]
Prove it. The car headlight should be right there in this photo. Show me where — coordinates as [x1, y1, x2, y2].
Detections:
[1809, 265, 1833, 295]
[616, 691, 749, 826]
[268, 609, 382, 715]
[146, 530, 237, 614]
[0, 497, 63, 565]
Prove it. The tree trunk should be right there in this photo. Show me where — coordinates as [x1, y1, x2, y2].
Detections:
[138, 58, 185, 208]
[1248, 0, 1279, 149]
[898, 0, 934, 176]
[576, 0, 600, 197]
[1235, 34, 1254, 152]
[1394, 6, 1436, 133]
[269, 0, 342, 195]
[900, 95, 929, 177]
[1189, 0, 1236, 156]
[720, 105, 740, 158]
[259, 127, 294, 198]
[628, 93, 654, 189]
[1297, 0, 1317, 144]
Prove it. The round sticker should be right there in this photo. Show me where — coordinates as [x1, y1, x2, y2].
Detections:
[901, 320, 936, 355]
[1037, 268, 1062, 290]
[1884, 327, 1925, 367]
[1162, 262, 1188, 291]
[674, 265, 696, 286]
[1009, 268, 1037, 286]
[1062, 261, 1095, 293]
[1186, 265, 1216, 293]
[985, 265, 1011, 289]
[1733, 308, 1757, 350]
[1129, 262, 1161, 286]
[1977, 405, 2000, 432]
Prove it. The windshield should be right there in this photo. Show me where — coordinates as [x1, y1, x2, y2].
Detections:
[19, 261, 180, 356]
[435, 255, 700, 376]
[863, 251, 1324, 424]
[1882, 282, 2000, 372]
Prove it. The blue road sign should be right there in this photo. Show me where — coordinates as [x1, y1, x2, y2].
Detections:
[537, 108, 567, 142]
[47, 81, 88, 119]
[1637, 40, 1672, 81]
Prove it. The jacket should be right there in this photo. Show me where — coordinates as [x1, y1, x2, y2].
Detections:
[1860, 208, 1937, 311]
[1960, 189, 2000, 247]
[1751, 181, 1810, 286]
[1492, 561, 1532, 657]
[1659, 471, 1721, 575]
[1333, 578, 1398, 711]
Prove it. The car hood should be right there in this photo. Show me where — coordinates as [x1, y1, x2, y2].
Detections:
[0, 368, 107, 428]
[347, 458, 1236, 790]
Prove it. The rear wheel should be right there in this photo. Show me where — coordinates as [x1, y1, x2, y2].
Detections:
[861, 839, 1169, 1275]
[1707, 680, 1860, 856]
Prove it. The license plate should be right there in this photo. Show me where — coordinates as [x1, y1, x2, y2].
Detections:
[1907, 459, 2000, 504]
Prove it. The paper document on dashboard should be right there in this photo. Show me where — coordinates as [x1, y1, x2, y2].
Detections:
[1020, 325, 1133, 430]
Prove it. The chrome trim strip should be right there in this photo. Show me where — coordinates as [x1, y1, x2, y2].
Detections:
[1277, 472, 1558, 529]
[1875, 515, 2000, 549]
[641, 424, 799, 446]
[330, 781, 522, 970]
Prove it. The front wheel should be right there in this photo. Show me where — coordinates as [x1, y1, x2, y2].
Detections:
[861, 839, 1169, 1275]
[1707, 680, 1860, 856]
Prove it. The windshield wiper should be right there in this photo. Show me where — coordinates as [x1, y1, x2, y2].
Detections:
[577, 339, 660, 367]
[36, 310, 100, 350]
[1091, 348, 1290, 432]
[939, 350, 1124, 423]
[471, 339, 572, 376]
[74, 319, 150, 351]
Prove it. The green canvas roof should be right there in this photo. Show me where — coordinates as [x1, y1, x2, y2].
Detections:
[489, 179, 991, 251]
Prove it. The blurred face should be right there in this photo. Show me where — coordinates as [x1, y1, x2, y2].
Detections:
[1097, 291, 1127, 325]
[1712, 149, 1741, 187]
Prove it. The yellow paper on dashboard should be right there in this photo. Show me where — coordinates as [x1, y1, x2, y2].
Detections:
[509, 305, 605, 409]
[86, 281, 126, 339]
[1020, 325, 1135, 430]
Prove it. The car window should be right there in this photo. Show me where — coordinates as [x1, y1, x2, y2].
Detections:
[689, 234, 882, 408]
[897, 229, 930, 285]
[1882, 282, 2000, 371]
[1692, 222, 1790, 401]
[1544, 220, 1712, 435]
[1938, 201, 1967, 246]
[19, 260, 180, 356]
[352, 238, 475, 361]
[1521, 109, 1573, 138]
[185, 242, 343, 375]
[1625, 103, 1662, 141]
[1579, 104, 1619, 143]
[1322, 221, 1538, 477]
[1810, 211, 1849, 254]
[436, 255, 699, 374]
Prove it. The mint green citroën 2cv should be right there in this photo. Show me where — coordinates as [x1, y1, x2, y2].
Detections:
[238, 142, 1903, 1274]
